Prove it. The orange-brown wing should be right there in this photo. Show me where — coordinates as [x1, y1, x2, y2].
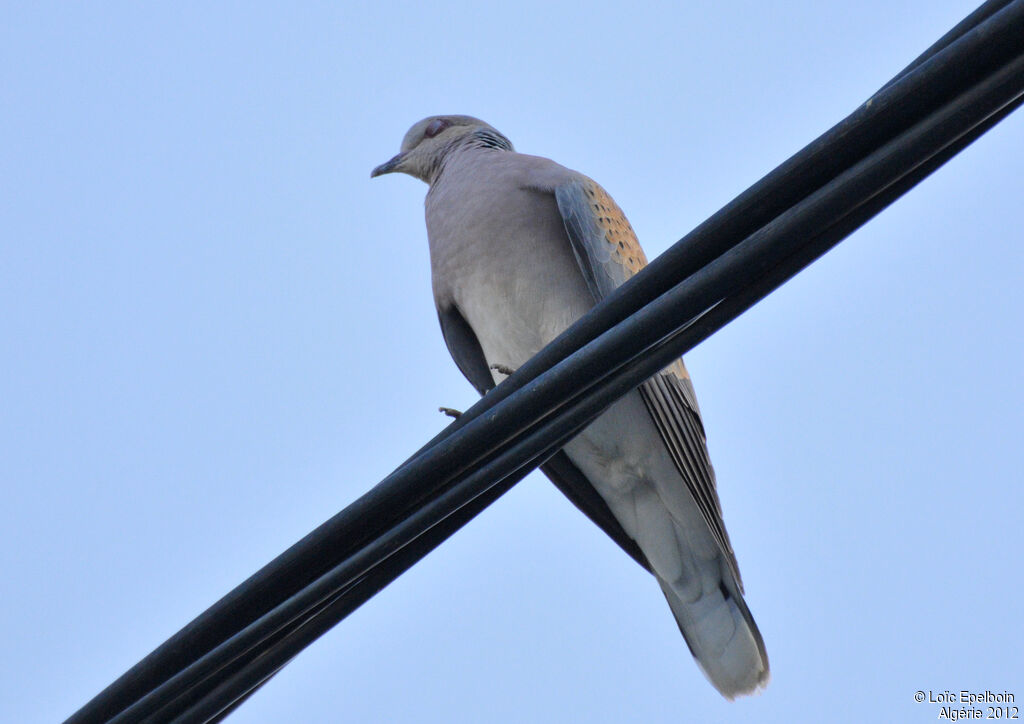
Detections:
[554, 177, 646, 300]
[554, 175, 742, 586]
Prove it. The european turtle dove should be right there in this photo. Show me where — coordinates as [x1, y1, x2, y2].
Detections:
[372, 115, 769, 699]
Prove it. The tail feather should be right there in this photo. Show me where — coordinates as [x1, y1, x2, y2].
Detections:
[659, 578, 769, 699]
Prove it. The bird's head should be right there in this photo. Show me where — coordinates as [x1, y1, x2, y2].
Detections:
[371, 115, 513, 184]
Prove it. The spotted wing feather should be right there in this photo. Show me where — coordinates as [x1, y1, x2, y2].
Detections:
[554, 176, 742, 585]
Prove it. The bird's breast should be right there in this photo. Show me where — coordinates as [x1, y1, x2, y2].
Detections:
[426, 174, 593, 383]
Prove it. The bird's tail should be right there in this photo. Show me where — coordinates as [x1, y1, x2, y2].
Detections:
[658, 576, 769, 699]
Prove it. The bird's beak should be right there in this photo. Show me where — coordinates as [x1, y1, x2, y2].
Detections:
[371, 152, 405, 178]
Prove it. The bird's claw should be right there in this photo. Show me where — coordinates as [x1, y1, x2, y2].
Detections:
[490, 363, 516, 377]
[439, 406, 462, 419]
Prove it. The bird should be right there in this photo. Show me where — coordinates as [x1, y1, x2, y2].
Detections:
[371, 115, 768, 698]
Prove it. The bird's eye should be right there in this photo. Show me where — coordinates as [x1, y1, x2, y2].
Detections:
[424, 119, 450, 138]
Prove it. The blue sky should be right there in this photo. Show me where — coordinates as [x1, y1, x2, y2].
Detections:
[2, 2, 1022, 722]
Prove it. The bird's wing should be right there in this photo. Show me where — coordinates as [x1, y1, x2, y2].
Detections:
[553, 178, 642, 300]
[438, 302, 497, 396]
[554, 176, 742, 586]
[437, 300, 651, 571]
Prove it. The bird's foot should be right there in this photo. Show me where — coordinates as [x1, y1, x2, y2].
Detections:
[490, 363, 516, 377]
[438, 406, 462, 419]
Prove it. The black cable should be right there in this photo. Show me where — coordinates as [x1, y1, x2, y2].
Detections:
[66, 2, 1024, 721]
[176, 88, 1024, 724]
[171, 65, 1024, 721]
[171, 73, 1024, 721]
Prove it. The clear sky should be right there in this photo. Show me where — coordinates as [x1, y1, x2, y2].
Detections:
[3, 2, 1022, 722]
